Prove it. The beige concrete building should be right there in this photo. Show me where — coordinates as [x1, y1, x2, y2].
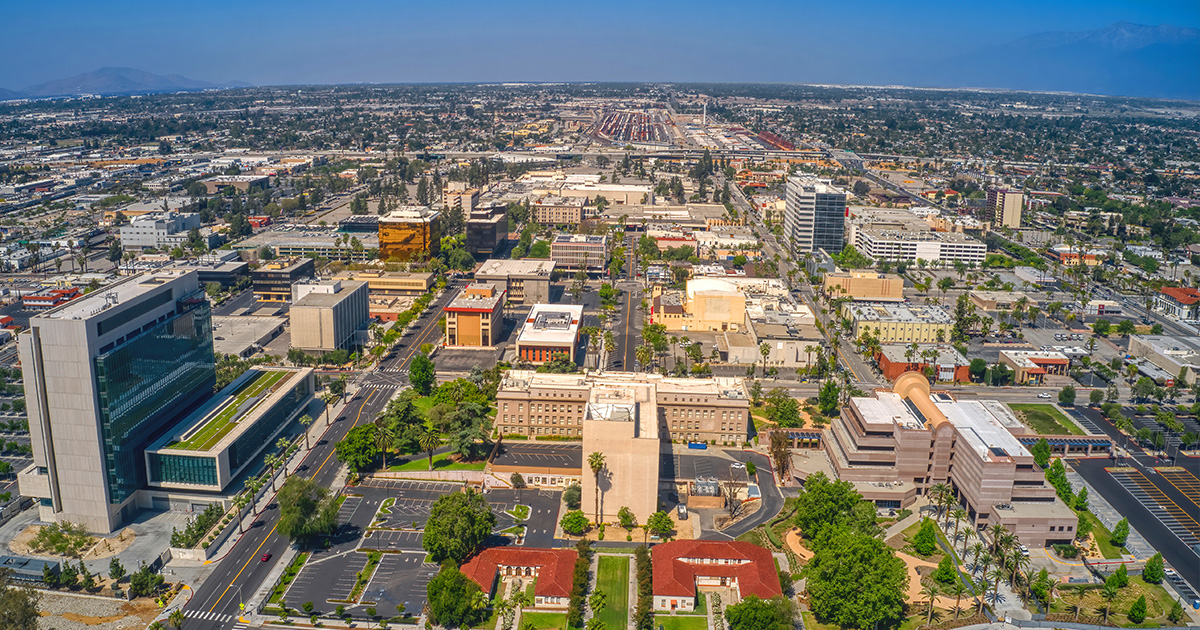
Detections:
[443, 185, 480, 214]
[844, 302, 953, 344]
[495, 370, 750, 446]
[445, 283, 505, 347]
[969, 290, 1032, 311]
[822, 271, 904, 302]
[1128, 335, 1200, 385]
[515, 304, 583, 364]
[652, 278, 746, 332]
[289, 280, 369, 353]
[474, 259, 555, 304]
[582, 381, 663, 523]
[531, 196, 587, 225]
[988, 189, 1024, 229]
[332, 270, 435, 296]
[550, 234, 607, 273]
[998, 350, 1070, 385]
[823, 373, 1078, 547]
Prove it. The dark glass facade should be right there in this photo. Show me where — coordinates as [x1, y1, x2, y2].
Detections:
[228, 376, 311, 471]
[147, 453, 218, 487]
[812, 193, 847, 253]
[94, 298, 215, 503]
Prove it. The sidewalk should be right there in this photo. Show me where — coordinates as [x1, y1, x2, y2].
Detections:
[884, 496, 930, 540]
[1063, 468, 1154, 560]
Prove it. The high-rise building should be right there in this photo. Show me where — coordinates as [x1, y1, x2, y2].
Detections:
[18, 271, 216, 533]
[465, 201, 508, 257]
[784, 176, 847, 254]
[289, 280, 370, 353]
[549, 234, 607, 273]
[378, 207, 441, 261]
[987, 189, 1024, 229]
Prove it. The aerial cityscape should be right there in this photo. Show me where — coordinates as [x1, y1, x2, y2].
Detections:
[0, 2, 1198, 630]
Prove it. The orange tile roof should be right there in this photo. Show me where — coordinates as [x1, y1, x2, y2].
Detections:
[652, 540, 781, 599]
[460, 547, 577, 599]
[1160, 287, 1200, 305]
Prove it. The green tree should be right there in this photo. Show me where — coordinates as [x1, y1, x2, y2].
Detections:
[1116, 319, 1137, 336]
[912, 519, 938, 556]
[1111, 518, 1130, 547]
[1030, 438, 1052, 469]
[426, 562, 484, 628]
[617, 506, 637, 531]
[168, 609, 185, 629]
[794, 472, 878, 544]
[1142, 552, 1164, 584]
[335, 424, 378, 473]
[933, 554, 957, 585]
[1128, 594, 1147, 624]
[108, 557, 126, 583]
[563, 483, 582, 509]
[409, 352, 436, 395]
[1059, 385, 1076, 406]
[1092, 319, 1111, 336]
[807, 531, 908, 629]
[724, 595, 795, 630]
[423, 490, 496, 563]
[1089, 388, 1104, 405]
[1074, 486, 1089, 511]
[1, 568, 41, 630]
[560, 510, 589, 536]
[646, 511, 674, 538]
[276, 476, 338, 544]
[817, 379, 840, 417]
[968, 358, 988, 382]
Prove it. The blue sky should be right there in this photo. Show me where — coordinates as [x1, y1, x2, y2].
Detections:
[3, 0, 1198, 88]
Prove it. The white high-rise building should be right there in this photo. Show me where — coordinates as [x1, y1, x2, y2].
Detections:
[784, 176, 847, 254]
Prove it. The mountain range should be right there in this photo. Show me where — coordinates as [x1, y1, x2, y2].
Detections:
[0, 67, 249, 99]
[920, 22, 1200, 100]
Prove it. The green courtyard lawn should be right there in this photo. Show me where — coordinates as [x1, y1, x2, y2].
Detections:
[387, 452, 486, 472]
[1008, 403, 1085, 436]
[654, 615, 710, 630]
[1077, 510, 1127, 559]
[519, 612, 569, 629]
[595, 556, 630, 629]
[1048, 576, 1176, 626]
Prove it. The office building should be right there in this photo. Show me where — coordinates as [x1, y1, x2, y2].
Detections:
[144, 368, 313, 493]
[331, 270, 435, 297]
[443, 185, 480, 214]
[969, 291, 1032, 312]
[1128, 335, 1200, 385]
[236, 227, 379, 262]
[852, 228, 986, 266]
[987, 189, 1024, 229]
[822, 271, 904, 302]
[515, 304, 583, 364]
[844, 302, 953, 344]
[119, 212, 220, 251]
[378, 207, 441, 261]
[998, 350, 1070, 385]
[784, 176, 847, 254]
[823, 373, 1078, 546]
[251, 257, 315, 302]
[289, 280, 370, 353]
[876, 344, 970, 383]
[651, 278, 746, 333]
[474, 259, 555, 304]
[445, 283, 505, 348]
[1154, 287, 1200, 320]
[531, 196, 587, 225]
[495, 370, 750, 446]
[550, 234, 607, 273]
[652, 540, 781, 612]
[201, 175, 268, 194]
[465, 201, 508, 257]
[18, 271, 217, 533]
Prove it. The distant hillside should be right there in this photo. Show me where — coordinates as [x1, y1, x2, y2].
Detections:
[6, 67, 250, 98]
[929, 22, 1200, 100]
[0, 87, 21, 100]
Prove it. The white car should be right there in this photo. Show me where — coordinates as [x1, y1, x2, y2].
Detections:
[1038, 392, 1052, 399]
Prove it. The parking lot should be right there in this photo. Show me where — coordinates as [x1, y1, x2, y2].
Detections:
[492, 442, 582, 470]
[362, 553, 438, 620]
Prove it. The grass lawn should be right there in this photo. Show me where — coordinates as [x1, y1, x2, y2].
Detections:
[411, 396, 435, 416]
[595, 556, 630, 629]
[1008, 403, 1085, 436]
[654, 615, 710, 630]
[520, 612, 569, 629]
[388, 452, 487, 472]
[1048, 576, 1176, 625]
[173, 369, 289, 450]
[508, 505, 531, 520]
[1077, 510, 1127, 559]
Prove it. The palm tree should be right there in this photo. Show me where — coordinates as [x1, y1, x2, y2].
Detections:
[1100, 582, 1119, 623]
[988, 524, 1007, 555]
[1072, 584, 1088, 621]
[989, 567, 1006, 606]
[419, 429, 441, 470]
[276, 438, 292, 478]
[948, 580, 968, 620]
[149, 622, 164, 630]
[928, 482, 953, 521]
[922, 582, 941, 627]
[950, 508, 968, 549]
[635, 345, 652, 372]
[1007, 548, 1030, 596]
[374, 424, 395, 470]
[588, 452, 606, 524]
[266, 455, 280, 491]
[975, 575, 990, 615]
[299, 414, 314, 450]
[322, 392, 338, 426]
[169, 609, 185, 629]
[969, 541, 986, 574]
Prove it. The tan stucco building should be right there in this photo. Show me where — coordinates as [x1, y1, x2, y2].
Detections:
[844, 302, 953, 344]
[822, 271, 904, 302]
[652, 278, 746, 332]
[289, 280, 370, 353]
[445, 283, 505, 347]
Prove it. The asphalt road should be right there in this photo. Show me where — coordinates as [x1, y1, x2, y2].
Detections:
[181, 386, 393, 630]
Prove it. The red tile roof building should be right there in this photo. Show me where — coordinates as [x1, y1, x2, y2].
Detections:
[1156, 287, 1200, 320]
[460, 547, 576, 609]
[651, 540, 782, 612]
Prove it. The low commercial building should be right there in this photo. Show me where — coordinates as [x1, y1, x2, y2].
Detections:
[289, 280, 370, 353]
[969, 291, 1032, 311]
[825, 373, 1078, 546]
[652, 278, 746, 333]
[445, 283, 505, 348]
[998, 350, 1070, 384]
[1014, 266, 1055, 286]
[876, 344, 970, 383]
[120, 212, 220, 251]
[22, 287, 81, 310]
[168, 254, 249, 288]
[495, 370, 750, 447]
[474, 259, 555, 304]
[1154, 287, 1200, 320]
[144, 368, 314, 493]
[515, 304, 583, 364]
[465, 202, 508, 256]
[201, 175, 268, 194]
[852, 228, 986, 266]
[844, 302, 953, 344]
[550, 234, 607, 273]
[1128, 335, 1200, 385]
[378, 207, 441, 261]
[331, 270, 435, 297]
[234, 227, 378, 262]
[1049, 244, 1106, 267]
[652, 540, 782, 612]
[251, 257, 315, 302]
[823, 271, 904, 302]
[461, 548, 575, 610]
[531, 195, 586, 225]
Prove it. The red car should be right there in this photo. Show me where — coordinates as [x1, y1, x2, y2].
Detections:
[260, 553, 272, 562]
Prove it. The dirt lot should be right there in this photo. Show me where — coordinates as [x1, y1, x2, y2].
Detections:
[37, 592, 160, 630]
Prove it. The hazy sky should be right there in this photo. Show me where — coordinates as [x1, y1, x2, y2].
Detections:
[3, 0, 1198, 88]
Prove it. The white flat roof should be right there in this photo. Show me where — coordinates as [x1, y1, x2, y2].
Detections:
[935, 399, 1031, 462]
[517, 304, 583, 345]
